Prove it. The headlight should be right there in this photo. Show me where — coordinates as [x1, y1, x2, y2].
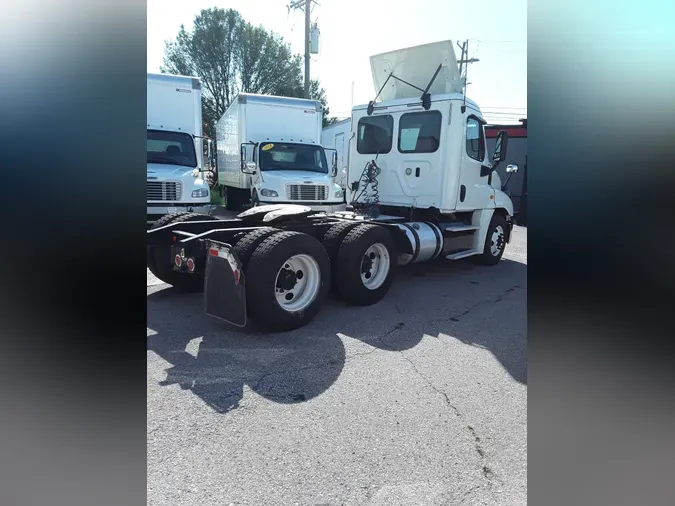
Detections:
[335, 189, 343, 199]
[260, 188, 278, 197]
[191, 188, 209, 198]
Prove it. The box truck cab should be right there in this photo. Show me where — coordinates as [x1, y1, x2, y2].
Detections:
[147, 73, 211, 225]
[217, 93, 346, 212]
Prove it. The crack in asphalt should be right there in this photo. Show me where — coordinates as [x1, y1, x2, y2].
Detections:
[445, 285, 521, 322]
[240, 322, 409, 403]
[155, 285, 519, 416]
[397, 350, 500, 492]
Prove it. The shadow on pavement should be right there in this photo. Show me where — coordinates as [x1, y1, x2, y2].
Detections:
[147, 257, 526, 413]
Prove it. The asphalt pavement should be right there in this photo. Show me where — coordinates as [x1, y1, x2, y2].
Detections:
[147, 223, 527, 506]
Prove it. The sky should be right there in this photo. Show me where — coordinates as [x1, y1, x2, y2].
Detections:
[147, 0, 527, 124]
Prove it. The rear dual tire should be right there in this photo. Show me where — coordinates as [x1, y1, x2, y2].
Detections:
[147, 212, 216, 292]
[245, 231, 331, 331]
[329, 223, 395, 306]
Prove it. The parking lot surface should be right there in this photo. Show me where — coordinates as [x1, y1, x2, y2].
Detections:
[147, 224, 527, 506]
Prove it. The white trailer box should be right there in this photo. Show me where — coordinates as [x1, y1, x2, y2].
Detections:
[147, 73, 211, 224]
[216, 93, 345, 212]
[321, 118, 351, 192]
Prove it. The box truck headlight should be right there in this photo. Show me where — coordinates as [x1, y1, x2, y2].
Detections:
[260, 189, 278, 198]
[335, 189, 343, 199]
[191, 188, 209, 198]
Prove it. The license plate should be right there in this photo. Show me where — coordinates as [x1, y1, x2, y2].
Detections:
[166, 207, 179, 214]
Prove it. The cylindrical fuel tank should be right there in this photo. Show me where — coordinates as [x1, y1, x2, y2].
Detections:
[395, 222, 444, 266]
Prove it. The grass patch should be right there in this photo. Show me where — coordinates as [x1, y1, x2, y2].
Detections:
[210, 184, 226, 206]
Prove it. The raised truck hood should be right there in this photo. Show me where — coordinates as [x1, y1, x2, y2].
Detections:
[369, 40, 463, 101]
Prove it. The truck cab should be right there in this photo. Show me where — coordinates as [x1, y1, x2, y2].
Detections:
[348, 95, 513, 217]
[240, 139, 344, 212]
[147, 73, 211, 225]
[346, 40, 515, 220]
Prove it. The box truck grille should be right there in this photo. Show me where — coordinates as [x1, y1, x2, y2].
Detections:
[286, 184, 328, 201]
[147, 181, 182, 201]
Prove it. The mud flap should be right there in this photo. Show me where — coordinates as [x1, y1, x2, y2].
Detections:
[204, 240, 246, 327]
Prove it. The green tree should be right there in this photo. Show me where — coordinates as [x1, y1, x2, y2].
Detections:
[161, 7, 331, 136]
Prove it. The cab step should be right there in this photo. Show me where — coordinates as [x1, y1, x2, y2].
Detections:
[442, 223, 479, 233]
[445, 248, 479, 260]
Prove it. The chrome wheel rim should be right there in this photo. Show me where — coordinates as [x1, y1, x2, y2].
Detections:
[360, 242, 390, 290]
[275, 254, 321, 312]
[490, 225, 505, 256]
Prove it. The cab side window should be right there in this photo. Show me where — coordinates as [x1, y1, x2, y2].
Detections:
[357, 115, 393, 155]
[466, 117, 485, 161]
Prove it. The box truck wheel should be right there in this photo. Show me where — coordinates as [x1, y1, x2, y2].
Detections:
[148, 212, 217, 292]
[251, 190, 260, 207]
[225, 186, 247, 211]
[334, 224, 395, 306]
[246, 231, 330, 331]
[475, 213, 508, 266]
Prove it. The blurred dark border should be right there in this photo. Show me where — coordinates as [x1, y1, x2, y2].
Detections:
[528, 1, 675, 505]
[0, 2, 147, 506]
[1, 1, 675, 506]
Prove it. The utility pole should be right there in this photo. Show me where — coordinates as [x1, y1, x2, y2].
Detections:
[456, 39, 479, 96]
[289, 0, 313, 98]
[304, 0, 311, 98]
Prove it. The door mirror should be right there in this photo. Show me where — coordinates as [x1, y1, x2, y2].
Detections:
[242, 162, 257, 174]
[240, 142, 257, 173]
[492, 131, 509, 164]
[323, 148, 338, 177]
[506, 164, 519, 173]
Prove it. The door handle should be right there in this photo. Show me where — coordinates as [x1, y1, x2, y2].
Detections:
[415, 167, 420, 177]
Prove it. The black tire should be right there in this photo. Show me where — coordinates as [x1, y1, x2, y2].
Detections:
[474, 213, 508, 266]
[246, 231, 330, 331]
[147, 211, 195, 276]
[334, 224, 395, 306]
[225, 186, 245, 211]
[251, 190, 260, 207]
[232, 227, 281, 271]
[148, 212, 217, 292]
[321, 221, 360, 282]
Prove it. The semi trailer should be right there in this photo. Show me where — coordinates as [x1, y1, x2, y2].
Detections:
[216, 93, 345, 213]
[147, 40, 519, 332]
[147, 73, 212, 225]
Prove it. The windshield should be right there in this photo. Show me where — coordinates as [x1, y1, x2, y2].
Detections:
[147, 130, 197, 168]
[258, 142, 328, 174]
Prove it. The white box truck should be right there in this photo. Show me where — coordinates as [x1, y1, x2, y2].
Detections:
[216, 93, 345, 212]
[147, 73, 212, 225]
[148, 40, 519, 331]
[321, 118, 351, 195]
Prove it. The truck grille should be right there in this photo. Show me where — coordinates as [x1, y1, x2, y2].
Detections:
[147, 181, 182, 201]
[286, 184, 328, 201]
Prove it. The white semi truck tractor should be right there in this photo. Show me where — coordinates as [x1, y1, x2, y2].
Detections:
[147, 73, 212, 226]
[147, 40, 519, 331]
